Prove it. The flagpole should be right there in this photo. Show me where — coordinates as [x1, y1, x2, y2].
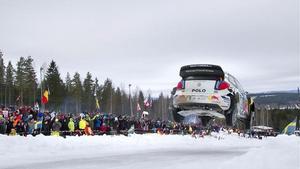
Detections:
[40, 67, 44, 112]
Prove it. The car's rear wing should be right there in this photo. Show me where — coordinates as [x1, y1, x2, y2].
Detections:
[179, 64, 224, 80]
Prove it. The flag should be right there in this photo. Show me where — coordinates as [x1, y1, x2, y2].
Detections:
[94, 81, 100, 110]
[144, 98, 152, 108]
[34, 102, 40, 111]
[16, 96, 20, 102]
[50, 111, 56, 120]
[96, 98, 100, 109]
[42, 90, 49, 104]
[137, 103, 141, 111]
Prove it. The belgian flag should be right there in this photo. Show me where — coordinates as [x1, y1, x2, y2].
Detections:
[42, 90, 49, 104]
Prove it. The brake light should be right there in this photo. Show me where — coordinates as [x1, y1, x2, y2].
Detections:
[177, 81, 184, 90]
[217, 81, 230, 90]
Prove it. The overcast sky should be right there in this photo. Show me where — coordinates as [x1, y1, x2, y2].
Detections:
[0, 0, 299, 95]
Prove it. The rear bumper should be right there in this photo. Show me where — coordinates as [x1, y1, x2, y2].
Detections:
[173, 94, 231, 111]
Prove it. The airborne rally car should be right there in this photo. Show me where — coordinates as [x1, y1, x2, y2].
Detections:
[171, 64, 251, 127]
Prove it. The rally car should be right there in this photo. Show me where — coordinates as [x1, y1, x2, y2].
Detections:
[171, 64, 252, 127]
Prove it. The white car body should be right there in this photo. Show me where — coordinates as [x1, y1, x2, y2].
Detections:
[172, 64, 249, 121]
[173, 79, 231, 118]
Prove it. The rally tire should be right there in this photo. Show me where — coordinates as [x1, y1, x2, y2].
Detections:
[225, 93, 239, 127]
[172, 108, 184, 123]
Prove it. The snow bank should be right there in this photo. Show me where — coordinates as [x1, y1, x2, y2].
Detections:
[220, 135, 300, 169]
[0, 133, 299, 169]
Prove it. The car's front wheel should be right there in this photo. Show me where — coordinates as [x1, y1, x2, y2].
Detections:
[200, 116, 213, 127]
[225, 93, 239, 127]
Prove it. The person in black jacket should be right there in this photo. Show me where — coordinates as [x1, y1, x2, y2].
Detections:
[42, 119, 51, 136]
[16, 121, 26, 136]
[60, 117, 69, 136]
[6, 117, 14, 135]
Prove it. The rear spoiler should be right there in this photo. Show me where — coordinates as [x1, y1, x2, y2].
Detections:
[179, 64, 224, 79]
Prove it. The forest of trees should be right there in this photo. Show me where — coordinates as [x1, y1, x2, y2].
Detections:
[0, 51, 172, 120]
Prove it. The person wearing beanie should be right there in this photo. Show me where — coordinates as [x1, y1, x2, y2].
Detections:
[51, 118, 62, 137]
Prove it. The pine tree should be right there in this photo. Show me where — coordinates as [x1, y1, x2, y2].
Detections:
[71, 72, 83, 113]
[0, 51, 5, 105]
[5, 61, 15, 106]
[114, 87, 122, 116]
[64, 72, 72, 112]
[65, 72, 72, 94]
[138, 90, 145, 111]
[45, 60, 65, 110]
[82, 72, 94, 112]
[23, 56, 37, 106]
[15, 57, 26, 105]
[101, 78, 114, 113]
[121, 90, 129, 116]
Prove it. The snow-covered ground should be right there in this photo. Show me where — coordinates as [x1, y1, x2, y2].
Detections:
[0, 133, 299, 169]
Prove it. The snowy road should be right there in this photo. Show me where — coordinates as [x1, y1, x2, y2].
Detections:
[0, 134, 299, 169]
[4, 147, 248, 169]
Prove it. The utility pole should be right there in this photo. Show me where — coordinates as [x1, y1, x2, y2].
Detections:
[296, 87, 300, 131]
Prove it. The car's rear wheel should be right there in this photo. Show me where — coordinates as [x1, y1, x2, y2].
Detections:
[172, 107, 184, 123]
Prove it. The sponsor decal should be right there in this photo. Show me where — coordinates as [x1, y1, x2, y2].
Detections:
[192, 89, 206, 93]
[185, 69, 214, 73]
[208, 95, 219, 102]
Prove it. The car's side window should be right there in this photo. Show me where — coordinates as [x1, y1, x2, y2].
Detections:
[233, 77, 245, 93]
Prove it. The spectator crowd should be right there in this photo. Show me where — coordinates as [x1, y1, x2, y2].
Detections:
[0, 106, 218, 137]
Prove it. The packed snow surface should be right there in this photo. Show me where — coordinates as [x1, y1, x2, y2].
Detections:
[0, 133, 299, 169]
